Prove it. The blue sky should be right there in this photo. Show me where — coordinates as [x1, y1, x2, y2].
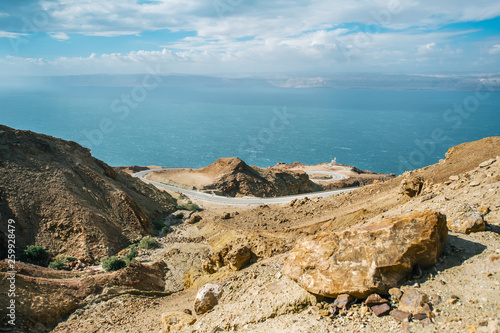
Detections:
[0, 0, 499, 76]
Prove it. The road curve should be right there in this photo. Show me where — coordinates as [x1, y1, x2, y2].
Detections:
[305, 169, 347, 182]
[133, 168, 357, 206]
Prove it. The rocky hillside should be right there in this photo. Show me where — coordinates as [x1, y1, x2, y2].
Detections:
[2, 136, 499, 333]
[0, 125, 176, 261]
[149, 157, 322, 197]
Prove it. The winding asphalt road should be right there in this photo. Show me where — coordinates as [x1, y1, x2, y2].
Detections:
[133, 168, 356, 205]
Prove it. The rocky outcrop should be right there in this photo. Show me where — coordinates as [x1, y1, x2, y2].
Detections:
[283, 211, 448, 298]
[202, 242, 253, 274]
[201, 158, 322, 197]
[0, 259, 168, 332]
[0, 125, 176, 261]
[400, 175, 424, 197]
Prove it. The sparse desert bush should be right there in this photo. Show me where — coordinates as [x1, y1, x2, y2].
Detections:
[175, 213, 184, 219]
[23, 245, 51, 266]
[48, 258, 69, 270]
[161, 226, 170, 234]
[124, 247, 138, 265]
[138, 236, 160, 249]
[101, 256, 126, 272]
[176, 203, 201, 211]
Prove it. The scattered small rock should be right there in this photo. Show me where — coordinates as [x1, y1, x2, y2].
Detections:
[430, 294, 442, 306]
[398, 289, 429, 314]
[333, 294, 355, 309]
[390, 309, 411, 322]
[318, 310, 330, 316]
[187, 214, 202, 224]
[448, 204, 485, 234]
[389, 288, 403, 303]
[371, 303, 391, 317]
[365, 293, 390, 306]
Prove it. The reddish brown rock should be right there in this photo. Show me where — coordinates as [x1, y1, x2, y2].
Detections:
[371, 303, 391, 317]
[283, 211, 448, 298]
[390, 309, 411, 322]
[333, 294, 355, 309]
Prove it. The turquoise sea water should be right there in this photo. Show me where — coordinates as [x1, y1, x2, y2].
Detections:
[1, 86, 499, 175]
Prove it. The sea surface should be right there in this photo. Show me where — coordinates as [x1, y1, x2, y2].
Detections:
[1, 85, 499, 175]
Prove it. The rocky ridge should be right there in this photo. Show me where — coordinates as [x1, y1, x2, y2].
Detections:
[0, 125, 176, 261]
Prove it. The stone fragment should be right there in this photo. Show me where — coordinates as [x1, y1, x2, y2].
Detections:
[194, 283, 223, 314]
[449, 175, 460, 181]
[160, 311, 196, 332]
[448, 204, 485, 234]
[318, 310, 330, 316]
[333, 294, 355, 309]
[478, 206, 490, 215]
[398, 289, 429, 314]
[479, 159, 495, 167]
[430, 294, 442, 306]
[466, 325, 477, 333]
[365, 293, 390, 306]
[225, 245, 252, 271]
[390, 309, 411, 322]
[283, 211, 447, 298]
[389, 288, 403, 303]
[413, 313, 427, 321]
[371, 303, 391, 317]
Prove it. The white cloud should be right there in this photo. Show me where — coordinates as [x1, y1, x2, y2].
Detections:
[0, 12, 9, 18]
[0, 31, 28, 39]
[489, 44, 500, 55]
[1, 26, 495, 77]
[30, 0, 500, 38]
[418, 42, 437, 55]
[48, 32, 70, 41]
[1, 0, 499, 75]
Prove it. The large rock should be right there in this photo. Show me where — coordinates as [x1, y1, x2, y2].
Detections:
[283, 211, 447, 298]
[194, 283, 223, 314]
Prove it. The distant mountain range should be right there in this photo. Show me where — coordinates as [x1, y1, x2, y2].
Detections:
[3, 72, 500, 91]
